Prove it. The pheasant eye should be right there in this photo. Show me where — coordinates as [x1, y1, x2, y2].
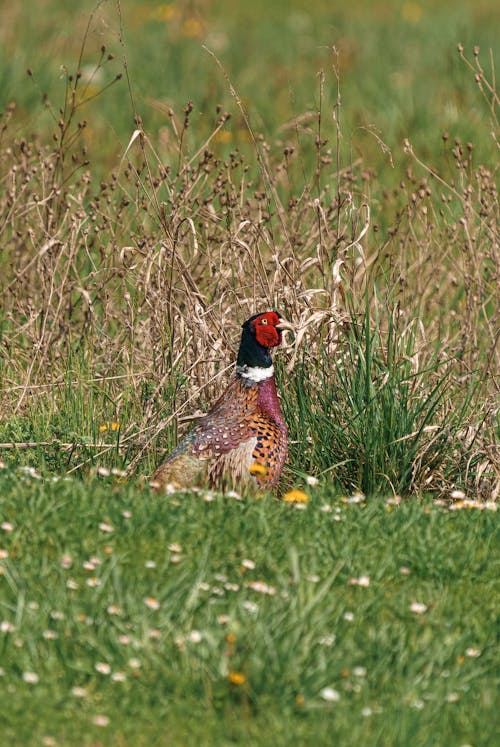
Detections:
[261, 318, 269, 325]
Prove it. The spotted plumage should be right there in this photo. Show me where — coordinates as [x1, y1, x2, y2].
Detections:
[151, 311, 292, 492]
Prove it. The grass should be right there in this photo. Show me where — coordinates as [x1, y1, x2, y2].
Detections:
[0, 467, 498, 746]
[0, 1, 498, 743]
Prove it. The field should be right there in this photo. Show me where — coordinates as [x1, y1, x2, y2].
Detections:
[0, 0, 498, 744]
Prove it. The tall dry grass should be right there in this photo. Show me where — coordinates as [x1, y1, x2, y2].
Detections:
[0, 42, 497, 496]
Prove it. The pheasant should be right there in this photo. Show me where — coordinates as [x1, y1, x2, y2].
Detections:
[151, 311, 292, 492]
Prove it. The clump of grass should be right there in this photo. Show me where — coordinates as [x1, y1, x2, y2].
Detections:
[0, 25, 497, 498]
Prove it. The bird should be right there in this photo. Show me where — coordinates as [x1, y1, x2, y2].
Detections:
[151, 310, 293, 492]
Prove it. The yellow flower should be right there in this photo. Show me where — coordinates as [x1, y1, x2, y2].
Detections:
[249, 463, 268, 476]
[214, 130, 233, 144]
[228, 671, 246, 686]
[283, 489, 309, 504]
[99, 424, 108, 433]
[110, 422, 120, 431]
[181, 18, 204, 38]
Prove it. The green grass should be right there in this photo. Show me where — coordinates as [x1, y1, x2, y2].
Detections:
[0, 467, 497, 746]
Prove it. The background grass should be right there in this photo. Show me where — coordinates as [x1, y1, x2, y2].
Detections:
[0, 469, 498, 746]
[0, 1, 498, 743]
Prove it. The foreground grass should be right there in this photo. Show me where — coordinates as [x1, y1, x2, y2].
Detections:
[0, 467, 497, 746]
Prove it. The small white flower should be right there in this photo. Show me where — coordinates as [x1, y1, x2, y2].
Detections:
[118, 635, 131, 645]
[122, 510, 132, 519]
[66, 579, 78, 590]
[241, 559, 255, 570]
[343, 611, 354, 622]
[145, 560, 156, 569]
[98, 522, 114, 533]
[399, 566, 411, 575]
[320, 504, 332, 513]
[446, 692, 460, 703]
[305, 475, 319, 487]
[242, 600, 259, 613]
[1, 621, 15, 633]
[465, 647, 481, 658]
[217, 615, 230, 625]
[170, 554, 182, 564]
[353, 666, 367, 677]
[362, 706, 372, 717]
[71, 686, 87, 698]
[42, 630, 58, 640]
[1, 522, 14, 532]
[50, 611, 65, 620]
[23, 671, 39, 684]
[410, 602, 428, 615]
[224, 582, 240, 591]
[450, 489, 466, 500]
[92, 715, 109, 727]
[86, 577, 101, 587]
[0, 549, 8, 559]
[198, 581, 210, 591]
[111, 671, 126, 682]
[128, 658, 141, 669]
[97, 467, 111, 477]
[106, 605, 122, 616]
[358, 575, 370, 587]
[320, 687, 340, 702]
[318, 635, 336, 646]
[95, 662, 111, 675]
[188, 630, 203, 643]
[144, 597, 160, 610]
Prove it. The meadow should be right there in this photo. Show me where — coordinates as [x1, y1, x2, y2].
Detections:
[0, 0, 498, 744]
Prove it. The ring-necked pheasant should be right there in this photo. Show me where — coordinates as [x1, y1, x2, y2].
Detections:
[151, 311, 292, 492]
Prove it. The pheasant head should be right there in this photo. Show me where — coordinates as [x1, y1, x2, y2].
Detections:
[236, 311, 292, 382]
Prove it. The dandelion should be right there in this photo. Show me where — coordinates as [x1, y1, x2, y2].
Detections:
[92, 715, 109, 727]
[71, 686, 87, 698]
[249, 463, 267, 477]
[320, 687, 340, 702]
[410, 602, 428, 614]
[23, 671, 39, 684]
[144, 597, 160, 611]
[283, 489, 309, 504]
[228, 671, 246, 686]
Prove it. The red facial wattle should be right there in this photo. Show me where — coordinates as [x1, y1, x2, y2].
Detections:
[253, 312, 282, 348]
